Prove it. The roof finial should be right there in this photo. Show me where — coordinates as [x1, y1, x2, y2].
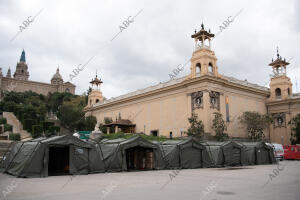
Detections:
[195, 29, 197, 33]
[96, 69, 98, 78]
[20, 49, 26, 62]
[277, 46, 280, 59]
[201, 22, 204, 30]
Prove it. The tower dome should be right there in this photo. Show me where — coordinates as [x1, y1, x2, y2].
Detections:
[51, 67, 64, 85]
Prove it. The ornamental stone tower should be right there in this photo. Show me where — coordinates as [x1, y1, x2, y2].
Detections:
[87, 73, 104, 107]
[6, 67, 11, 78]
[186, 23, 220, 79]
[268, 48, 292, 101]
[14, 50, 29, 80]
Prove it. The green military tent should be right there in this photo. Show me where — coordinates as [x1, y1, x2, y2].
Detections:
[0, 135, 93, 177]
[159, 137, 214, 169]
[241, 142, 277, 165]
[203, 141, 247, 167]
[0, 135, 278, 178]
[88, 141, 106, 173]
[97, 136, 165, 172]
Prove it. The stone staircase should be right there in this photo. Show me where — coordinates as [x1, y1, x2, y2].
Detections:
[3, 112, 31, 140]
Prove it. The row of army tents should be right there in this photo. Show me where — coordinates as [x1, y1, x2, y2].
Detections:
[0, 135, 277, 178]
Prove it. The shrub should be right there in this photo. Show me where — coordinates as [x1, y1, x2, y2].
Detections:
[32, 125, 43, 138]
[102, 132, 172, 141]
[9, 133, 21, 141]
[239, 111, 272, 140]
[289, 114, 300, 144]
[24, 119, 37, 133]
[187, 113, 204, 138]
[42, 121, 55, 132]
[0, 118, 7, 124]
[212, 112, 229, 141]
[45, 126, 60, 137]
[50, 126, 60, 133]
[4, 124, 13, 132]
[85, 116, 97, 131]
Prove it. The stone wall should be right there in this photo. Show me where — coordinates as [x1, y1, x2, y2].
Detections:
[0, 77, 75, 97]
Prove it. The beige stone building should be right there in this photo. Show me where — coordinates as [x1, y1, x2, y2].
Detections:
[0, 50, 75, 98]
[84, 24, 300, 145]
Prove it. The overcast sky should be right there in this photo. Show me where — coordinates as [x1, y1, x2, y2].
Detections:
[1, 0, 299, 98]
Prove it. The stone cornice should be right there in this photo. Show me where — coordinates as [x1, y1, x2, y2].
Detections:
[266, 97, 300, 106]
[84, 75, 270, 112]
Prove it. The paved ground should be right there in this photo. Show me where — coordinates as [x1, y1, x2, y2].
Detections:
[0, 160, 299, 200]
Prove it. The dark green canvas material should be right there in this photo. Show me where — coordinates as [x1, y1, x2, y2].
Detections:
[0, 135, 93, 177]
[0, 136, 276, 178]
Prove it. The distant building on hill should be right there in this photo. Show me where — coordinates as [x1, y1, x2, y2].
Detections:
[0, 50, 75, 98]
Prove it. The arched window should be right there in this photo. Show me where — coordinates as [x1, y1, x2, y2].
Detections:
[275, 88, 281, 98]
[209, 63, 213, 73]
[90, 100, 92, 105]
[65, 88, 70, 93]
[196, 63, 201, 77]
[288, 88, 290, 96]
[96, 99, 99, 103]
[169, 132, 173, 139]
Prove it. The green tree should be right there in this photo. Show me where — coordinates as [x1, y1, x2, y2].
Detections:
[289, 114, 300, 144]
[85, 116, 97, 131]
[239, 111, 272, 140]
[187, 112, 204, 138]
[212, 112, 229, 141]
[57, 104, 84, 132]
[9, 133, 21, 141]
[32, 125, 43, 138]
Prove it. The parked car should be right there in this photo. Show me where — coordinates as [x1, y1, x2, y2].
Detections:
[283, 145, 300, 160]
[272, 143, 284, 161]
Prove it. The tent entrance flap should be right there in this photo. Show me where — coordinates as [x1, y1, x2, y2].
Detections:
[126, 146, 153, 170]
[231, 147, 241, 166]
[48, 146, 69, 176]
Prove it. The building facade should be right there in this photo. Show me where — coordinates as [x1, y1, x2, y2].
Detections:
[84, 24, 300, 145]
[0, 50, 75, 98]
